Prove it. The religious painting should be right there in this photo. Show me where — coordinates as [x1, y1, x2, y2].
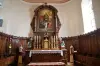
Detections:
[38, 9, 54, 32]
[31, 4, 61, 33]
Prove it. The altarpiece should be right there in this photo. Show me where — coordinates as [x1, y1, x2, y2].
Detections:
[31, 4, 61, 50]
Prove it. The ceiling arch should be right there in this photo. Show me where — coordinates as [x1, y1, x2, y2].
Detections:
[23, 0, 70, 3]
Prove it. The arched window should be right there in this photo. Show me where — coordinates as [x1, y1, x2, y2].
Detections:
[81, 0, 96, 33]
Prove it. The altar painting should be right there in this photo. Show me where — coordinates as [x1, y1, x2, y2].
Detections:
[38, 9, 53, 31]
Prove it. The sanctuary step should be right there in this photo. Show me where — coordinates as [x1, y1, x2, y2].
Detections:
[28, 62, 66, 66]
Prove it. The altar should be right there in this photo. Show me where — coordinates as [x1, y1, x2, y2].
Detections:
[24, 3, 67, 66]
[29, 50, 64, 57]
[25, 49, 67, 63]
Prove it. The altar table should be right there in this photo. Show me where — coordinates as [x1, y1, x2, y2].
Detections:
[29, 50, 63, 57]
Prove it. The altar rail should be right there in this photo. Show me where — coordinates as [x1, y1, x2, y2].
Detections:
[62, 28, 100, 66]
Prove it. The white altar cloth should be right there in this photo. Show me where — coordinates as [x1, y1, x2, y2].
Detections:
[29, 50, 63, 57]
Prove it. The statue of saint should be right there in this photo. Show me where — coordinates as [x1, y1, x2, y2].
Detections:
[70, 45, 74, 66]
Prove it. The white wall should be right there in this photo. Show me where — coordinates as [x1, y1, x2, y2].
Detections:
[0, 0, 32, 36]
[92, 0, 100, 28]
[56, 0, 84, 37]
[0, 0, 84, 37]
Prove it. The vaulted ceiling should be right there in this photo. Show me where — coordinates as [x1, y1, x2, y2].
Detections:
[23, 0, 69, 3]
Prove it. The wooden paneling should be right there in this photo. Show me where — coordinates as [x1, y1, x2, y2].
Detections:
[0, 56, 15, 66]
[0, 32, 29, 65]
[63, 28, 100, 66]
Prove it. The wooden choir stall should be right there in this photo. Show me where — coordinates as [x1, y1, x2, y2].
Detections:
[25, 3, 67, 66]
[63, 28, 100, 66]
[0, 32, 28, 66]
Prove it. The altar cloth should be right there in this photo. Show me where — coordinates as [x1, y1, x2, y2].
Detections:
[28, 62, 65, 66]
[29, 50, 63, 57]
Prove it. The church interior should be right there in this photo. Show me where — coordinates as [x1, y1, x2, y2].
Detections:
[0, 0, 100, 66]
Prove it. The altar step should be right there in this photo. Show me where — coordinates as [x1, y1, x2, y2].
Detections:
[18, 62, 74, 66]
[28, 62, 66, 66]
